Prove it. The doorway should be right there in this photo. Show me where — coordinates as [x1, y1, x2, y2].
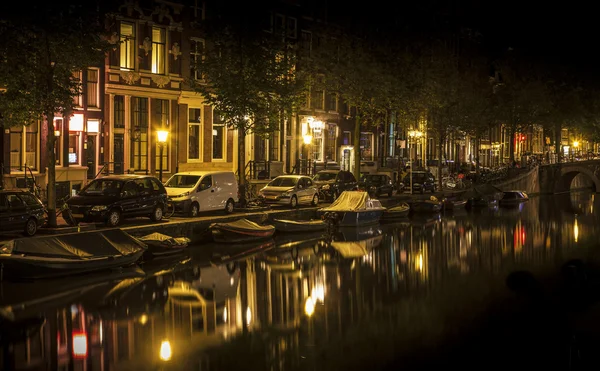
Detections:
[114, 134, 124, 174]
[86, 135, 97, 179]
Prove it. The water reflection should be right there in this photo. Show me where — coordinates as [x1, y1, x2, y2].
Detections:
[1, 192, 599, 370]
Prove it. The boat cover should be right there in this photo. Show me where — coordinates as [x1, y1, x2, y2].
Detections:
[138, 232, 190, 247]
[388, 203, 410, 212]
[320, 191, 385, 212]
[273, 219, 325, 226]
[211, 218, 275, 231]
[331, 235, 384, 258]
[0, 229, 147, 259]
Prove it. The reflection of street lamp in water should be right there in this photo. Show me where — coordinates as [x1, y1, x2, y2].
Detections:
[408, 130, 423, 194]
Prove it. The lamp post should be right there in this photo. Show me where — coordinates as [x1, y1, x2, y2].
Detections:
[408, 130, 423, 195]
[157, 129, 169, 182]
[303, 134, 312, 174]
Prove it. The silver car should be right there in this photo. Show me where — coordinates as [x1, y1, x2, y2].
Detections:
[258, 175, 319, 208]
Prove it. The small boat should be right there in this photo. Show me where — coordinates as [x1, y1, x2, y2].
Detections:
[210, 218, 276, 243]
[136, 232, 190, 258]
[499, 190, 529, 206]
[382, 202, 410, 221]
[411, 196, 443, 213]
[272, 218, 327, 233]
[318, 191, 386, 227]
[0, 229, 146, 281]
[442, 198, 468, 211]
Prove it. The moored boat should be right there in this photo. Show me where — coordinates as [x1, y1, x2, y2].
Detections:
[382, 202, 410, 221]
[272, 218, 327, 233]
[210, 218, 276, 243]
[318, 191, 386, 227]
[499, 190, 529, 206]
[0, 229, 146, 281]
[442, 198, 468, 211]
[136, 232, 190, 258]
[411, 196, 443, 213]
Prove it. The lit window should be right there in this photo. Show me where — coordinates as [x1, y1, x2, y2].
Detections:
[152, 27, 166, 74]
[69, 133, 80, 165]
[87, 69, 99, 108]
[188, 108, 202, 160]
[131, 97, 148, 171]
[120, 22, 135, 70]
[360, 132, 373, 161]
[114, 95, 125, 128]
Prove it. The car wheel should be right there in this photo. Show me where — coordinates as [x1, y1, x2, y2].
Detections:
[311, 193, 319, 206]
[225, 199, 235, 214]
[150, 205, 164, 222]
[24, 218, 37, 237]
[189, 202, 199, 217]
[106, 209, 121, 227]
[290, 195, 298, 208]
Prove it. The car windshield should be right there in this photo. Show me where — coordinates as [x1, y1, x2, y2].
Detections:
[314, 172, 337, 181]
[268, 177, 298, 187]
[80, 179, 124, 195]
[165, 175, 201, 188]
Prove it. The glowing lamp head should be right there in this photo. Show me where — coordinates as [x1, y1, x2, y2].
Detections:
[304, 297, 315, 317]
[303, 134, 313, 145]
[573, 141, 579, 148]
[159, 340, 172, 361]
[157, 130, 169, 143]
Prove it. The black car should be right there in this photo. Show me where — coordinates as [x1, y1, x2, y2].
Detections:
[403, 171, 436, 194]
[0, 190, 46, 236]
[313, 170, 358, 201]
[358, 174, 394, 197]
[67, 175, 168, 227]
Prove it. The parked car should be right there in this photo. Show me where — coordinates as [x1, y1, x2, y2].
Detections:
[0, 190, 46, 236]
[66, 175, 168, 227]
[358, 173, 394, 197]
[258, 175, 319, 208]
[313, 170, 358, 201]
[402, 171, 437, 194]
[164, 171, 238, 216]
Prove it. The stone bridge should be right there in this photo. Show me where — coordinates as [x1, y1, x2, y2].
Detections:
[538, 160, 600, 194]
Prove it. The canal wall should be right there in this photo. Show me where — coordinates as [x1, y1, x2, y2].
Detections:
[495, 166, 540, 195]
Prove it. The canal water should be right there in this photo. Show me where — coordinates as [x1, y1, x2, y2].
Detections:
[1, 191, 599, 371]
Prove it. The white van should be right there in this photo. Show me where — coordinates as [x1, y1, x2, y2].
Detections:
[164, 171, 239, 216]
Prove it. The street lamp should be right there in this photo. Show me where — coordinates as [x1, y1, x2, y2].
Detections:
[157, 129, 169, 182]
[407, 130, 423, 195]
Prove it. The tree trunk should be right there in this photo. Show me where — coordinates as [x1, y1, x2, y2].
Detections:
[238, 128, 246, 206]
[554, 122, 562, 163]
[438, 135, 444, 191]
[46, 112, 57, 227]
[353, 110, 361, 181]
[475, 132, 481, 181]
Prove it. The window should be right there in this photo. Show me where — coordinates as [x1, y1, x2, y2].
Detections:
[312, 128, 323, 161]
[255, 136, 266, 162]
[199, 175, 212, 191]
[300, 31, 312, 58]
[188, 108, 202, 160]
[212, 110, 225, 160]
[19, 193, 40, 206]
[326, 92, 337, 111]
[152, 27, 166, 74]
[325, 124, 336, 161]
[114, 96, 125, 128]
[73, 71, 82, 106]
[342, 131, 352, 145]
[190, 38, 204, 80]
[9, 128, 22, 169]
[87, 69, 99, 108]
[274, 14, 285, 35]
[191, 0, 205, 21]
[25, 124, 38, 170]
[287, 17, 297, 38]
[120, 22, 135, 70]
[152, 99, 169, 127]
[131, 97, 148, 171]
[360, 132, 373, 160]
[310, 84, 323, 110]
[68, 133, 80, 165]
[270, 131, 279, 161]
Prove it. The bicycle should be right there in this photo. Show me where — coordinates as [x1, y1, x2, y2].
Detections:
[164, 198, 175, 219]
[53, 195, 77, 226]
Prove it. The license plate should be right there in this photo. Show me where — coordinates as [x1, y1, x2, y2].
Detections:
[71, 213, 84, 218]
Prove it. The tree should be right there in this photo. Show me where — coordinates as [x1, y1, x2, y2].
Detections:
[190, 5, 309, 203]
[0, 1, 112, 226]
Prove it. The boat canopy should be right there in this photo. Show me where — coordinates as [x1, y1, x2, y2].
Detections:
[0, 229, 147, 259]
[211, 218, 274, 231]
[320, 191, 384, 212]
[138, 232, 191, 246]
